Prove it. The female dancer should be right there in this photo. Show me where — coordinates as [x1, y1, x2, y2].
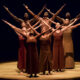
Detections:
[17, 21, 41, 72]
[23, 4, 65, 74]
[3, 6, 43, 72]
[46, 8, 80, 68]
[2, 20, 50, 77]
[49, 18, 80, 71]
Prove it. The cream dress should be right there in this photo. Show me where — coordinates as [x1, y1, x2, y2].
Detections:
[63, 28, 74, 69]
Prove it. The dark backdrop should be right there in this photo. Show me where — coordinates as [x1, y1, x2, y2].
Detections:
[0, 0, 80, 62]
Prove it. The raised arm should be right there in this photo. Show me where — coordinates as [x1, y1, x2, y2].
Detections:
[2, 20, 26, 36]
[27, 20, 40, 31]
[48, 18, 57, 25]
[34, 24, 42, 30]
[29, 4, 46, 23]
[45, 29, 55, 37]
[28, 23, 42, 31]
[32, 20, 40, 28]
[61, 18, 78, 32]
[34, 28, 52, 39]
[3, 6, 23, 23]
[46, 8, 64, 23]
[68, 18, 78, 26]
[44, 24, 63, 37]
[23, 4, 39, 20]
[40, 17, 53, 29]
[70, 13, 80, 23]
[28, 22, 40, 35]
[35, 25, 61, 39]
[50, 4, 66, 21]
[15, 31, 24, 39]
[23, 4, 56, 30]
[70, 23, 80, 29]
[15, 31, 22, 37]
[36, 4, 46, 16]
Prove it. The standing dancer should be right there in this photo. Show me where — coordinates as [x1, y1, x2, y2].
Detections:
[49, 18, 80, 71]
[23, 4, 65, 74]
[16, 21, 41, 72]
[2, 20, 50, 77]
[3, 6, 42, 71]
[46, 8, 80, 68]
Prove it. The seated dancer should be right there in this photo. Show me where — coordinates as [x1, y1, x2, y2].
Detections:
[48, 18, 80, 72]
[46, 8, 80, 69]
[2, 20, 51, 77]
[23, 4, 65, 74]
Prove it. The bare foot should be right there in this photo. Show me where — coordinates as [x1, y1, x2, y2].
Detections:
[20, 72, 24, 74]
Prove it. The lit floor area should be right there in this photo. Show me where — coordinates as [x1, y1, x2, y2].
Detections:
[0, 61, 80, 80]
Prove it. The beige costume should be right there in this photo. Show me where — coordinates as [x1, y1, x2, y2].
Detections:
[63, 28, 74, 69]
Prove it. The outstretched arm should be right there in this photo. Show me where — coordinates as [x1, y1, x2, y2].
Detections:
[23, 4, 39, 20]
[15, 31, 24, 39]
[3, 6, 23, 23]
[70, 23, 80, 29]
[28, 22, 40, 35]
[48, 18, 57, 25]
[49, 25, 63, 36]
[28, 24, 42, 32]
[35, 27, 53, 39]
[39, 17, 53, 29]
[46, 8, 64, 23]
[70, 13, 80, 23]
[35, 25, 61, 39]
[2, 20, 26, 36]
[45, 24, 63, 37]
[27, 20, 40, 31]
[32, 20, 40, 28]
[38, 4, 46, 16]
[50, 4, 66, 21]
[29, 4, 46, 23]
[23, 4, 56, 29]
[34, 24, 42, 30]
[16, 31, 22, 37]
[61, 18, 78, 32]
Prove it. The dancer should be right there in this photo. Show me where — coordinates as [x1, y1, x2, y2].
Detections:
[17, 21, 41, 72]
[23, 4, 65, 74]
[39, 18, 77, 74]
[3, 6, 44, 72]
[48, 18, 80, 71]
[46, 8, 80, 68]
[2, 20, 51, 77]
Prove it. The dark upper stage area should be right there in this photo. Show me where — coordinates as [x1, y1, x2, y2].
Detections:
[0, 0, 80, 62]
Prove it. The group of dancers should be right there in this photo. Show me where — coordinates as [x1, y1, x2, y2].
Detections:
[2, 4, 80, 77]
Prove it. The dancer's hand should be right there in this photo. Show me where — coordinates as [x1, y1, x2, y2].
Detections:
[23, 4, 28, 9]
[3, 6, 9, 11]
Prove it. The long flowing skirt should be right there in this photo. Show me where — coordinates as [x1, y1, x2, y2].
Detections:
[26, 42, 39, 74]
[17, 40, 26, 71]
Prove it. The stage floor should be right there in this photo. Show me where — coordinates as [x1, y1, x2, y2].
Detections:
[0, 61, 80, 80]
